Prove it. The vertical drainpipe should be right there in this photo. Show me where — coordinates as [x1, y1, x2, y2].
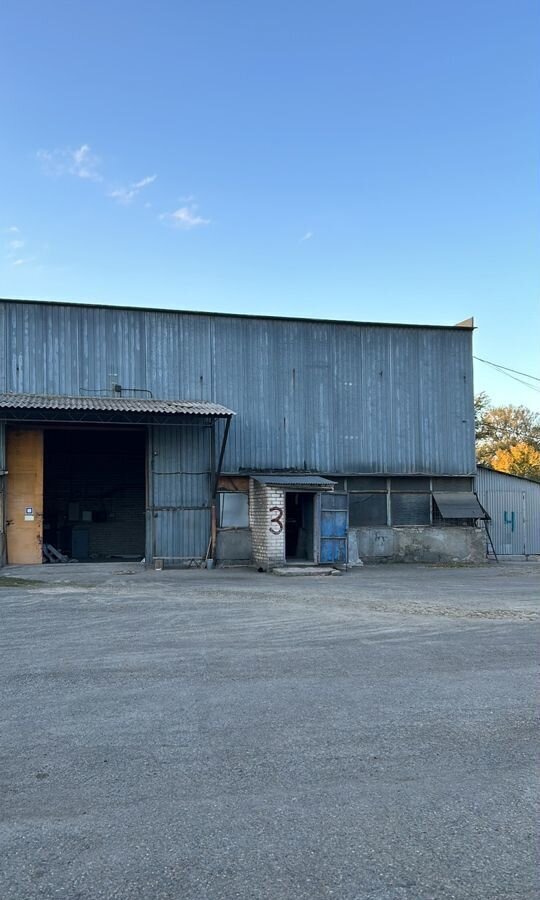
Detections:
[209, 414, 233, 562]
[209, 417, 217, 564]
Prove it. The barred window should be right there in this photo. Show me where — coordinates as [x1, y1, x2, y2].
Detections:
[390, 493, 431, 525]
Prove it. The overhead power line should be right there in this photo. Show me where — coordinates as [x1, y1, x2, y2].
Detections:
[474, 356, 540, 383]
[473, 356, 540, 394]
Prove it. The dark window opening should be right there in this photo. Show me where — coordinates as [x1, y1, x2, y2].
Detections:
[323, 476, 345, 490]
[285, 492, 314, 561]
[43, 428, 146, 562]
[347, 476, 387, 491]
[432, 477, 474, 492]
[349, 493, 387, 526]
[391, 493, 431, 525]
[390, 477, 431, 492]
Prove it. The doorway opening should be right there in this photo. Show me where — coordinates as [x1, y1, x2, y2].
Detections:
[285, 492, 315, 561]
[43, 427, 146, 562]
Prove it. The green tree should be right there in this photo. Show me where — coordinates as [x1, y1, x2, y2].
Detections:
[474, 392, 491, 442]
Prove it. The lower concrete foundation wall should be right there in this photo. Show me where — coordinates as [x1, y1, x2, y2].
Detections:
[349, 526, 485, 564]
[216, 529, 252, 565]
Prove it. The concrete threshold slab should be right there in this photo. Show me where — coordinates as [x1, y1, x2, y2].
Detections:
[272, 566, 342, 576]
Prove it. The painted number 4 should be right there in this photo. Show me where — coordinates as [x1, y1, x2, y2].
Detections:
[269, 506, 283, 534]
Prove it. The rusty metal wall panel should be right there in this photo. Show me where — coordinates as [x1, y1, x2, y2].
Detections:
[476, 466, 540, 556]
[0, 299, 476, 476]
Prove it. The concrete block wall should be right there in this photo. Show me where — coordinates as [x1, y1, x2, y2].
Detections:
[215, 528, 252, 565]
[249, 480, 286, 569]
[349, 525, 485, 564]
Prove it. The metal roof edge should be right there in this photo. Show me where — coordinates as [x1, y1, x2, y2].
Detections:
[250, 474, 337, 486]
[477, 464, 540, 487]
[0, 392, 235, 417]
[0, 297, 475, 332]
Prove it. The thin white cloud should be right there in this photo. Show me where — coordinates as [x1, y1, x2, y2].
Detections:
[37, 144, 102, 182]
[71, 144, 101, 180]
[109, 173, 157, 205]
[34, 146, 209, 234]
[160, 204, 211, 229]
[4, 226, 34, 268]
[300, 231, 313, 242]
[133, 174, 157, 190]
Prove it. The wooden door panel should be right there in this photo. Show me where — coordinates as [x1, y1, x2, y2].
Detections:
[6, 430, 44, 564]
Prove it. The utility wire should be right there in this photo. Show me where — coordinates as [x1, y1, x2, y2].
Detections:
[473, 356, 540, 383]
[488, 370, 540, 394]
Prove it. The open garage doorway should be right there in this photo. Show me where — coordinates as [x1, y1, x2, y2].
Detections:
[43, 428, 146, 562]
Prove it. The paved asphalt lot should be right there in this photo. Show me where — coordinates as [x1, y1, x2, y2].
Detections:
[0, 562, 538, 900]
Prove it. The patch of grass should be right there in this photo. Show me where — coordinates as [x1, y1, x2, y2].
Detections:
[0, 576, 43, 588]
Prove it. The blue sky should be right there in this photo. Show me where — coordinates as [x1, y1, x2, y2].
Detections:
[1, 1, 539, 409]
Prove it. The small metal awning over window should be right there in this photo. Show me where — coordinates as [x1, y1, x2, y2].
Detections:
[252, 475, 336, 490]
[433, 492, 488, 520]
[0, 392, 234, 424]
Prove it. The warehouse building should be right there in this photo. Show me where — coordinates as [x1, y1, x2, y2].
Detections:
[0, 299, 486, 568]
[476, 465, 540, 558]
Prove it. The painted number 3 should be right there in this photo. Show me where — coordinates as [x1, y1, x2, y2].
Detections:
[269, 506, 283, 534]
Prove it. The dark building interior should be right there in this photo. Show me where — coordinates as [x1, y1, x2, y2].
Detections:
[43, 428, 146, 561]
[285, 492, 314, 561]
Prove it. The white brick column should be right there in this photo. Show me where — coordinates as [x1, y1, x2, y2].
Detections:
[249, 479, 286, 569]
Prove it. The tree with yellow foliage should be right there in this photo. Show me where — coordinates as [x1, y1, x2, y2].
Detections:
[490, 442, 540, 482]
[475, 396, 540, 482]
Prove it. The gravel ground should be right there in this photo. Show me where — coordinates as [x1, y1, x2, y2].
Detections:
[0, 562, 538, 900]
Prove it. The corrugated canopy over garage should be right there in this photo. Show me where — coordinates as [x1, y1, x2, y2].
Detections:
[0, 393, 234, 423]
[0, 393, 236, 567]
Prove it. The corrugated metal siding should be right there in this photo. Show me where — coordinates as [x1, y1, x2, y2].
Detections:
[149, 423, 212, 561]
[0, 300, 475, 475]
[153, 510, 211, 561]
[0, 420, 5, 470]
[0, 420, 4, 565]
[476, 466, 540, 555]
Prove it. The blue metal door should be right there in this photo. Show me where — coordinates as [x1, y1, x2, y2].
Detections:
[319, 492, 348, 563]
